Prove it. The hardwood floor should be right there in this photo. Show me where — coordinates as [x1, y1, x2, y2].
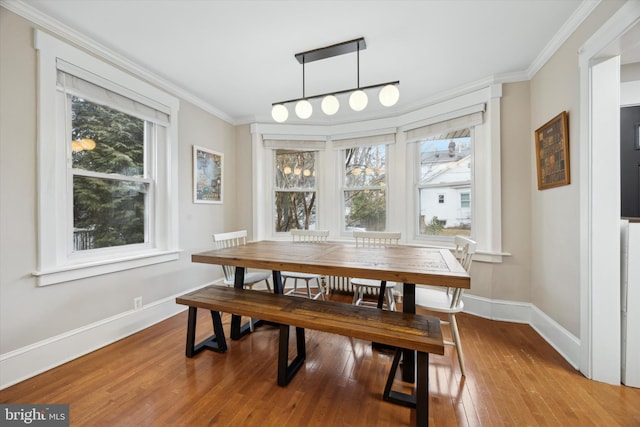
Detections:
[1, 293, 639, 426]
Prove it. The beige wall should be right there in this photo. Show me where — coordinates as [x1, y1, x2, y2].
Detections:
[234, 124, 255, 238]
[494, 81, 533, 302]
[0, 9, 237, 354]
[622, 62, 640, 82]
[529, 1, 625, 336]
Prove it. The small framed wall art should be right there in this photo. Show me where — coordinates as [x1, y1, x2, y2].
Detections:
[193, 145, 223, 204]
[535, 111, 570, 190]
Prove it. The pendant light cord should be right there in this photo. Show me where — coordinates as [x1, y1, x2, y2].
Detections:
[356, 40, 360, 89]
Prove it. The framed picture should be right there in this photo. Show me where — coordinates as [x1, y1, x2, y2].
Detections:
[535, 111, 570, 190]
[193, 145, 223, 204]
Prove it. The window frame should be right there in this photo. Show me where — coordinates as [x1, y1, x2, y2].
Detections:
[341, 144, 389, 233]
[272, 149, 319, 233]
[33, 30, 180, 286]
[414, 131, 474, 244]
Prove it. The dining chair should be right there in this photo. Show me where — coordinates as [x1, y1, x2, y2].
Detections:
[213, 230, 272, 331]
[414, 235, 476, 376]
[281, 229, 329, 300]
[351, 231, 401, 311]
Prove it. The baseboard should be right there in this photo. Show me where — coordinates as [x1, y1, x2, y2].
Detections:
[1, 285, 582, 389]
[0, 283, 213, 390]
[462, 294, 580, 369]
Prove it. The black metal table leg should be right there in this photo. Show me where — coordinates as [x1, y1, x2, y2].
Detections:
[230, 266, 252, 340]
[372, 280, 397, 351]
[403, 283, 416, 383]
[377, 281, 387, 309]
[273, 270, 284, 294]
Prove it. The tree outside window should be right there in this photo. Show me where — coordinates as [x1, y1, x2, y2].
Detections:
[274, 150, 317, 232]
[344, 145, 386, 231]
[71, 97, 150, 251]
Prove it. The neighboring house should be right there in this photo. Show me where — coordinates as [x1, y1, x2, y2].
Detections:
[419, 138, 471, 231]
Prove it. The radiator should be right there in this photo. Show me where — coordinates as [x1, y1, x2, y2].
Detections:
[326, 276, 380, 296]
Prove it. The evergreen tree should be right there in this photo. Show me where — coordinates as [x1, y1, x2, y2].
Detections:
[71, 97, 146, 250]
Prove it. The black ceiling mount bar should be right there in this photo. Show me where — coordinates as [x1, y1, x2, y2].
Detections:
[294, 37, 367, 64]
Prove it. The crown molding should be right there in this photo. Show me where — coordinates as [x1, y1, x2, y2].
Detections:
[527, 0, 601, 78]
[0, 0, 236, 124]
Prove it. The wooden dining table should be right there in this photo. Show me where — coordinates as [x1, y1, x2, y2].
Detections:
[191, 240, 470, 383]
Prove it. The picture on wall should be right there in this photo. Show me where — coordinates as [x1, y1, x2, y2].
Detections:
[535, 111, 570, 190]
[193, 145, 223, 204]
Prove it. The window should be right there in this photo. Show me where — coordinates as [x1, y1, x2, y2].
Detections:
[461, 192, 470, 208]
[274, 150, 317, 232]
[417, 130, 472, 238]
[343, 145, 387, 231]
[34, 31, 179, 286]
[70, 96, 150, 251]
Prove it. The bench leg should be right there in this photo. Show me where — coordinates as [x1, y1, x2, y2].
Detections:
[416, 351, 429, 427]
[277, 324, 306, 386]
[185, 307, 228, 358]
[383, 350, 430, 426]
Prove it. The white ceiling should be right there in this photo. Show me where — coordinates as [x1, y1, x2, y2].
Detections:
[19, 0, 598, 124]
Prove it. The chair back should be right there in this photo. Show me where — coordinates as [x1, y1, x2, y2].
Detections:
[353, 231, 401, 248]
[453, 236, 476, 273]
[291, 229, 329, 243]
[449, 236, 476, 307]
[213, 230, 248, 281]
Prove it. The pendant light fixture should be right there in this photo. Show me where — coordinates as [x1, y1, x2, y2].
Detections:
[271, 38, 399, 122]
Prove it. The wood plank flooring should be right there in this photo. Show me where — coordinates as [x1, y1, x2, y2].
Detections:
[1, 293, 639, 426]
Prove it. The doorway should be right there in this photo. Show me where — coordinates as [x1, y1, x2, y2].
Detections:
[580, 2, 640, 384]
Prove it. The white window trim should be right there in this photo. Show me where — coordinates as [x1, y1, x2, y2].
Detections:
[33, 30, 180, 286]
[251, 84, 504, 261]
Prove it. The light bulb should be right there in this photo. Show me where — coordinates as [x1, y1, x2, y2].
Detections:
[271, 104, 288, 122]
[295, 100, 312, 119]
[79, 138, 96, 150]
[283, 166, 292, 175]
[321, 95, 339, 115]
[349, 90, 368, 111]
[379, 84, 399, 107]
[71, 141, 83, 152]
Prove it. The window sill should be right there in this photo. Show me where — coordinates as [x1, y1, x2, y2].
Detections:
[33, 249, 182, 286]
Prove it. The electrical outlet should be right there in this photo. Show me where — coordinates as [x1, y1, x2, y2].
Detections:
[134, 296, 143, 310]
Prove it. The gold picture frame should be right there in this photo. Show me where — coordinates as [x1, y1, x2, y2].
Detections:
[535, 111, 570, 190]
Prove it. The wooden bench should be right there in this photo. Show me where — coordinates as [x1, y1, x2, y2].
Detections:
[176, 285, 444, 427]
